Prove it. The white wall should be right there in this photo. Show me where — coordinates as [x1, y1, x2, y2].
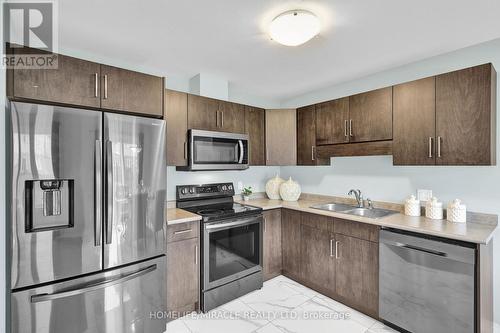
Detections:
[280, 37, 500, 327]
[166, 166, 280, 201]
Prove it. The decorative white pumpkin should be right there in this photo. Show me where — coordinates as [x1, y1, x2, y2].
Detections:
[279, 177, 301, 201]
[265, 174, 285, 200]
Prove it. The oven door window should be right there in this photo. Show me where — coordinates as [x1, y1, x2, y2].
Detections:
[193, 136, 241, 164]
[208, 222, 260, 283]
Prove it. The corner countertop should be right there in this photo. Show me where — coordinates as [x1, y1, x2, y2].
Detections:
[166, 208, 202, 225]
[235, 197, 497, 244]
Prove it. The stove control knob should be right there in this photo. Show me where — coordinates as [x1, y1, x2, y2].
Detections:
[222, 185, 227, 191]
[228, 185, 233, 190]
[189, 187, 195, 194]
[181, 188, 188, 195]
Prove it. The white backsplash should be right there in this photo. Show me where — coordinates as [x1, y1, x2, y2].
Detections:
[167, 166, 280, 200]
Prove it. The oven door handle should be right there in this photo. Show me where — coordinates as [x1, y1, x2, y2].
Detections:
[205, 217, 261, 232]
[238, 140, 244, 164]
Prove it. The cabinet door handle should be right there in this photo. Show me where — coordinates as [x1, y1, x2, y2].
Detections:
[428, 137, 433, 158]
[221, 111, 224, 127]
[330, 239, 334, 257]
[173, 229, 192, 235]
[437, 136, 442, 158]
[94, 73, 99, 98]
[263, 218, 266, 233]
[311, 146, 315, 161]
[216, 110, 220, 128]
[184, 141, 187, 160]
[349, 120, 353, 137]
[344, 120, 348, 139]
[103, 74, 108, 99]
[335, 241, 340, 259]
[195, 245, 198, 265]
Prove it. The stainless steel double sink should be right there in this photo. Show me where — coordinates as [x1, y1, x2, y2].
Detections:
[310, 203, 398, 219]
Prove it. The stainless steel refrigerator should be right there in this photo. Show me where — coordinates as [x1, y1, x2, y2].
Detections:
[8, 101, 167, 333]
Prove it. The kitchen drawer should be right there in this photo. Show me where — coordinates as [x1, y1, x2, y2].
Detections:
[167, 221, 200, 243]
[333, 218, 379, 242]
[301, 212, 332, 232]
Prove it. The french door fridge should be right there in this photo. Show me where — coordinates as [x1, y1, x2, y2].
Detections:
[9, 101, 167, 333]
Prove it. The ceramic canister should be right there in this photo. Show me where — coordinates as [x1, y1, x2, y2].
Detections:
[425, 197, 443, 220]
[279, 177, 301, 201]
[404, 195, 421, 217]
[447, 199, 467, 223]
[265, 174, 284, 200]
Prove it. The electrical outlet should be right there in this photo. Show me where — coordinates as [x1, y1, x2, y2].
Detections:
[237, 181, 243, 191]
[417, 189, 433, 202]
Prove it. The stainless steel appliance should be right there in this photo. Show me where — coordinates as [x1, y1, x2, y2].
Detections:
[176, 183, 263, 311]
[177, 129, 249, 171]
[379, 228, 476, 333]
[9, 101, 167, 333]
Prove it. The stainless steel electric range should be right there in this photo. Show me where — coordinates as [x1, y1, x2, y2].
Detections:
[176, 183, 263, 312]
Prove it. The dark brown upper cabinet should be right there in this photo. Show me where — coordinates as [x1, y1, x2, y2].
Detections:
[8, 49, 101, 108]
[297, 105, 330, 165]
[166, 89, 188, 166]
[187, 95, 245, 133]
[393, 64, 496, 166]
[219, 101, 245, 133]
[315, 98, 350, 145]
[393, 77, 436, 165]
[100, 65, 163, 117]
[7, 46, 164, 117]
[435, 64, 496, 165]
[348, 87, 393, 143]
[187, 94, 219, 131]
[245, 106, 266, 165]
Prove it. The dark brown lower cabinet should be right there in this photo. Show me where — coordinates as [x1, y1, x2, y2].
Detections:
[263, 209, 282, 280]
[300, 224, 335, 291]
[281, 209, 301, 279]
[334, 233, 379, 317]
[282, 211, 379, 319]
[166, 228, 199, 318]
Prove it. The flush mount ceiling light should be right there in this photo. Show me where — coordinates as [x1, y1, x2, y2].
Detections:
[269, 10, 320, 46]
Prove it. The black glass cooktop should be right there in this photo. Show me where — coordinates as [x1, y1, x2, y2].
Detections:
[183, 202, 262, 222]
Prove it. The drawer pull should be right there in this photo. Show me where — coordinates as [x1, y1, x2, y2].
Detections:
[174, 229, 192, 235]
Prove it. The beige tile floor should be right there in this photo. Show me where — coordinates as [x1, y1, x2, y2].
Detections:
[166, 275, 398, 333]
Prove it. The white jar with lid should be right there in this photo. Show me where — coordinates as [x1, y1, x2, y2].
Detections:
[447, 199, 467, 223]
[404, 195, 421, 217]
[425, 197, 443, 220]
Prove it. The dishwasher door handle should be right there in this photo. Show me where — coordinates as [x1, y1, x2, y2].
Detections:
[384, 240, 448, 257]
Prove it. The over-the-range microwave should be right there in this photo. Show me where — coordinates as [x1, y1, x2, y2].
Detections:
[177, 129, 249, 171]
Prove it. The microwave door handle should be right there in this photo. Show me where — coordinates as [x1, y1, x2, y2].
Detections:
[238, 140, 244, 164]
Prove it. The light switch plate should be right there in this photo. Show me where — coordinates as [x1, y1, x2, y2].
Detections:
[417, 189, 433, 202]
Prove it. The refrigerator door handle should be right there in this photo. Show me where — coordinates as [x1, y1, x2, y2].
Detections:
[105, 140, 113, 244]
[30, 264, 157, 303]
[94, 140, 102, 246]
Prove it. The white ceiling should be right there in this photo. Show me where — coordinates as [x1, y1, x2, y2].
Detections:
[59, 0, 500, 102]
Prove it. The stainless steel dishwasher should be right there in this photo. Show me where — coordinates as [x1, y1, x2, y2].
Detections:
[379, 228, 476, 333]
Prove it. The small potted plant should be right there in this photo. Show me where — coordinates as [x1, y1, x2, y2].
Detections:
[242, 186, 253, 201]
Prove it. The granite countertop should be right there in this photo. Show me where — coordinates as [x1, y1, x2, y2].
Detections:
[166, 208, 202, 225]
[236, 197, 498, 244]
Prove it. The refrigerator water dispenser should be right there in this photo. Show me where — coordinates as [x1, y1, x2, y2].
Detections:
[25, 179, 74, 232]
